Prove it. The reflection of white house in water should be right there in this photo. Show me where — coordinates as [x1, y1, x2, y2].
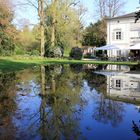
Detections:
[106, 65, 130, 72]
[83, 64, 97, 70]
[95, 65, 140, 104]
[107, 73, 140, 101]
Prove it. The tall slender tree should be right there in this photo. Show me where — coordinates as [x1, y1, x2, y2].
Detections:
[50, 0, 57, 48]
[38, 0, 45, 57]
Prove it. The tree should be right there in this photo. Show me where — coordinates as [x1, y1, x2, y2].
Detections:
[15, 0, 46, 57]
[135, 10, 140, 23]
[93, 0, 126, 19]
[45, 0, 83, 57]
[49, 0, 57, 48]
[0, 0, 17, 55]
[82, 20, 106, 47]
[15, 0, 84, 57]
[38, 0, 45, 57]
[17, 25, 40, 55]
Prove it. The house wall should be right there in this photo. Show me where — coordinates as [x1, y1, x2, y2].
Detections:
[83, 46, 96, 55]
[107, 17, 140, 57]
[107, 74, 140, 100]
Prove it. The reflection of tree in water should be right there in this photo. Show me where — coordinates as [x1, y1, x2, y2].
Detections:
[38, 65, 86, 140]
[93, 96, 124, 127]
[70, 64, 83, 74]
[132, 120, 140, 140]
[0, 72, 16, 140]
[83, 69, 107, 94]
[16, 68, 41, 95]
[83, 70, 124, 127]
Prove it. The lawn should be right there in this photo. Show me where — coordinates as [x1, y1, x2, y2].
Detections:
[0, 56, 138, 72]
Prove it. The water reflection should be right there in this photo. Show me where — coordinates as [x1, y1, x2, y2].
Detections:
[0, 72, 16, 140]
[94, 65, 140, 104]
[37, 65, 86, 140]
[93, 96, 124, 127]
[132, 120, 140, 140]
[0, 64, 140, 139]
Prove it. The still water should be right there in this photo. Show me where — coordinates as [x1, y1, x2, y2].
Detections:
[0, 64, 140, 140]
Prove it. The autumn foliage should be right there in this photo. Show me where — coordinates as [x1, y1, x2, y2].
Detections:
[0, 0, 17, 55]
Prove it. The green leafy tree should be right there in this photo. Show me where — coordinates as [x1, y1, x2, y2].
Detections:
[44, 0, 83, 57]
[82, 20, 106, 47]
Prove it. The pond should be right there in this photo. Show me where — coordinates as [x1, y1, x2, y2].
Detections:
[0, 64, 140, 140]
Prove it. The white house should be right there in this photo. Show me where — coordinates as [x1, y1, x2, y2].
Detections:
[107, 11, 140, 58]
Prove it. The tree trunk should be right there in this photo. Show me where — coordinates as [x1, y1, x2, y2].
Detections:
[51, 18, 55, 48]
[41, 65, 46, 95]
[50, 0, 57, 48]
[41, 23, 45, 57]
[51, 75, 56, 93]
[38, 0, 45, 57]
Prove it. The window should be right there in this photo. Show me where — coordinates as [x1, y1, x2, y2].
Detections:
[116, 80, 121, 88]
[116, 31, 122, 40]
[112, 29, 123, 40]
[116, 65, 121, 70]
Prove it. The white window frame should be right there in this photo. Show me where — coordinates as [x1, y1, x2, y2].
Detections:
[112, 29, 123, 41]
[116, 80, 121, 88]
[116, 31, 122, 40]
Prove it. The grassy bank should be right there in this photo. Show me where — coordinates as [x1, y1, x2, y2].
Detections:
[0, 57, 138, 72]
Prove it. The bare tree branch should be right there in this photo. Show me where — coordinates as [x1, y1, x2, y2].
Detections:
[68, 0, 80, 7]
[26, 0, 38, 9]
[93, 0, 126, 19]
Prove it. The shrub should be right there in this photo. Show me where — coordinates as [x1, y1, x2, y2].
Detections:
[45, 45, 62, 58]
[69, 47, 83, 60]
[49, 47, 62, 58]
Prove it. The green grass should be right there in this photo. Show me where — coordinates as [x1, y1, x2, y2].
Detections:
[0, 59, 35, 72]
[63, 49, 70, 58]
[0, 56, 138, 72]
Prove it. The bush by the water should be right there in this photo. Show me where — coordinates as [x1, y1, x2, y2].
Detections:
[69, 47, 83, 60]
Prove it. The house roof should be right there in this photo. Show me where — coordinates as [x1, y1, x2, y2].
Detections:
[107, 12, 136, 20]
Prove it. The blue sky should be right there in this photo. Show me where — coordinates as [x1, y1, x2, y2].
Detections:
[13, 0, 139, 28]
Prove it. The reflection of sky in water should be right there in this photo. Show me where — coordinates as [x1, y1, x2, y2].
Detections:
[0, 65, 140, 140]
[13, 80, 41, 139]
[81, 84, 140, 140]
